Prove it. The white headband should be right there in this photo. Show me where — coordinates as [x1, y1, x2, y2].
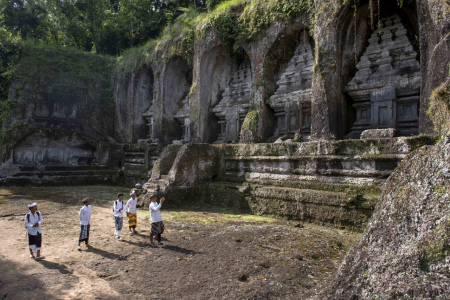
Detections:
[28, 202, 37, 208]
[130, 190, 136, 196]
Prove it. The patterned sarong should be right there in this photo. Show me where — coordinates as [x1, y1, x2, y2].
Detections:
[150, 221, 164, 236]
[115, 217, 123, 231]
[28, 233, 42, 250]
[128, 213, 137, 229]
[79, 224, 90, 243]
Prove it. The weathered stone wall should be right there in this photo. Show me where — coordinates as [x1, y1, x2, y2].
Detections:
[317, 138, 450, 299]
[1, 47, 115, 167]
[418, 0, 450, 134]
[141, 136, 434, 229]
[113, 66, 154, 143]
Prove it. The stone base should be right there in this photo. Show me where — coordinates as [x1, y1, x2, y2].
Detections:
[360, 128, 396, 139]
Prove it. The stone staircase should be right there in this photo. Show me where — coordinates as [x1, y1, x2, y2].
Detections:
[122, 143, 162, 185]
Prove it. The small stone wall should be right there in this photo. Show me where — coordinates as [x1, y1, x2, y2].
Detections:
[141, 136, 435, 230]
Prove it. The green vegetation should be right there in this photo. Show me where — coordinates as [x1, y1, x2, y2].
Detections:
[419, 218, 450, 271]
[240, 107, 261, 141]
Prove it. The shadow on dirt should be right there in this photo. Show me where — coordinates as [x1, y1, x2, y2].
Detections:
[161, 244, 202, 255]
[86, 246, 121, 260]
[36, 260, 72, 275]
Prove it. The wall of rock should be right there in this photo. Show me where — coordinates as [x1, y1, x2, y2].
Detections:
[317, 137, 450, 299]
[0, 46, 120, 184]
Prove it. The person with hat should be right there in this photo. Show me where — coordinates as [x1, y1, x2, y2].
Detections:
[78, 198, 92, 250]
[149, 192, 165, 246]
[126, 190, 138, 234]
[114, 193, 125, 241]
[24, 202, 45, 259]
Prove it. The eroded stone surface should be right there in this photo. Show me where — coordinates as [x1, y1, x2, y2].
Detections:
[318, 140, 450, 299]
[360, 128, 396, 139]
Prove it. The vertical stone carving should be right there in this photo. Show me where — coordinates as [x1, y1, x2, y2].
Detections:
[212, 58, 252, 143]
[142, 105, 156, 143]
[173, 95, 190, 144]
[346, 15, 420, 138]
[268, 31, 314, 140]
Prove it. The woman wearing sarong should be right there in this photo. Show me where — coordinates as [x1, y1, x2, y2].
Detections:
[126, 190, 138, 234]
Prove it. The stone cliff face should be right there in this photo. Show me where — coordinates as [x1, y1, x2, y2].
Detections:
[1, 0, 449, 217]
[318, 138, 450, 299]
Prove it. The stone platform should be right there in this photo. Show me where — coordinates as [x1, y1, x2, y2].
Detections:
[141, 136, 435, 230]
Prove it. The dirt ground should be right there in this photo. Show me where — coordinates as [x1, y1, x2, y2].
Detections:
[0, 186, 361, 300]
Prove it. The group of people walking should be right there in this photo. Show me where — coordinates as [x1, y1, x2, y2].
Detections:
[25, 191, 166, 259]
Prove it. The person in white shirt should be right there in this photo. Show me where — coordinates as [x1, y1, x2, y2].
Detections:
[24, 202, 44, 259]
[114, 193, 125, 241]
[149, 192, 165, 246]
[78, 198, 91, 250]
[126, 190, 138, 234]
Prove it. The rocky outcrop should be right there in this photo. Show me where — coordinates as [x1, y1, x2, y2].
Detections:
[319, 139, 450, 299]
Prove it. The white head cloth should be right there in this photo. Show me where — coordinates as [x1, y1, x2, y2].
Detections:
[130, 190, 136, 196]
[28, 202, 37, 208]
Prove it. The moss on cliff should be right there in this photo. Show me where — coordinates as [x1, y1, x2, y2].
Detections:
[419, 218, 450, 271]
[427, 77, 450, 137]
[116, 0, 314, 72]
[240, 107, 261, 142]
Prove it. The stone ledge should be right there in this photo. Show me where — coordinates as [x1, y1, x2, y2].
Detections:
[360, 128, 396, 139]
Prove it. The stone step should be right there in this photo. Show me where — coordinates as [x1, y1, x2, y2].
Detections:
[254, 186, 351, 206]
[251, 186, 371, 228]
[224, 153, 406, 161]
[224, 155, 402, 175]
[124, 158, 145, 164]
[44, 165, 110, 171]
[124, 152, 145, 156]
[124, 162, 145, 167]
[14, 169, 115, 177]
[1, 175, 113, 186]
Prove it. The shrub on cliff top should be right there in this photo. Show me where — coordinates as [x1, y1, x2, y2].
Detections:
[427, 77, 450, 137]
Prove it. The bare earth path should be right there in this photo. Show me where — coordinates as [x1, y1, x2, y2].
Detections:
[0, 186, 361, 300]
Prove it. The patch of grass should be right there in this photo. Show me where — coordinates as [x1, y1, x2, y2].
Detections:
[164, 210, 282, 225]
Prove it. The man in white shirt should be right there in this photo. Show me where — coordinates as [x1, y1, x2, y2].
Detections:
[114, 193, 125, 241]
[149, 192, 165, 246]
[24, 202, 44, 259]
[78, 198, 91, 250]
[126, 190, 138, 234]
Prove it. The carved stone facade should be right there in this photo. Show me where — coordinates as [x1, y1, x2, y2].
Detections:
[142, 105, 156, 143]
[212, 58, 252, 143]
[173, 95, 190, 144]
[346, 15, 421, 138]
[268, 32, 314, 140]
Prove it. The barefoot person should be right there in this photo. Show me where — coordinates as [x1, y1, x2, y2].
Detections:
[149, 192, 165, 246]
[114, 193, 125, 241]
[78, 198, 91, 250]
[24, 203, 45, 259]
[126, 190, 138, 234]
